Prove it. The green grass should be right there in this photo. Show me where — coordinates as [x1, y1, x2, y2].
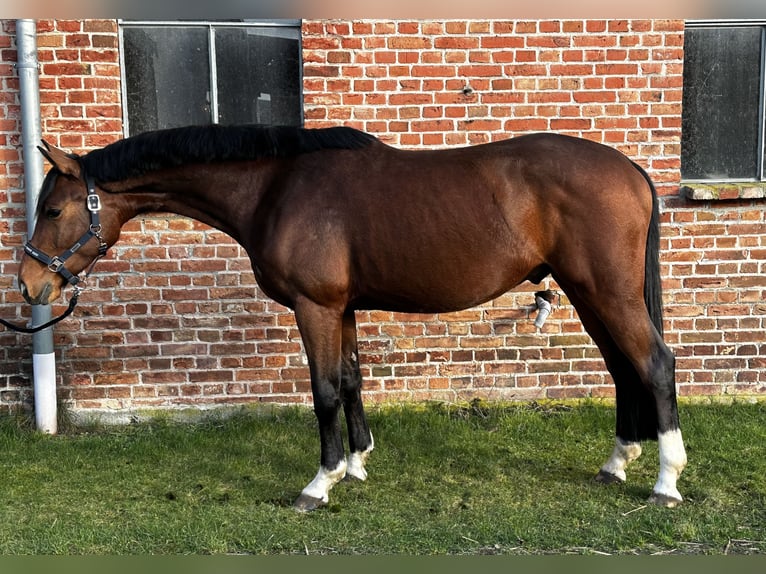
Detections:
[0, 400, 764, 555]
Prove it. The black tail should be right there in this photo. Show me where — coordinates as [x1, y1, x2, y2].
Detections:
[632, 161, 664, 337]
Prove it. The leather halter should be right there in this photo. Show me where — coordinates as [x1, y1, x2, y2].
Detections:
[23, 172, 108, 289]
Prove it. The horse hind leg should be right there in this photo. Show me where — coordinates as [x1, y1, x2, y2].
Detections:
[643, 338, 687, 507]
[596, 438, 643, 485]
[561, 283, 686, 506]
[562, 289, 647, 482]
[607, 319, 686, 506]
[594, 331, 659, 486]
[340, 309, 374, 481]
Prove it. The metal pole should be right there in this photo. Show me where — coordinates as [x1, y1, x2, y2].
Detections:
[17, 19, 57, 434]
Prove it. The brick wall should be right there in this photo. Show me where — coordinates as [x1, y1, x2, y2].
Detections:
[1, 19, 129, 410]
[302, 19, 684, 194]
[662, 199, 766, 394]
[301, 19, 765, 402]
[0, 19, 764, 416]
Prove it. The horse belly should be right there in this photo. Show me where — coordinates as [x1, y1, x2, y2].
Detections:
[346, 191, 541, 312]
[351, 239, 533, 314]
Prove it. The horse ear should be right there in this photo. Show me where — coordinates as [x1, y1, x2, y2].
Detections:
[38, 140, 82, 178]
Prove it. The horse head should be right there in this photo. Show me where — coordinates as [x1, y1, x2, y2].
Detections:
[18, 142, 119, 305]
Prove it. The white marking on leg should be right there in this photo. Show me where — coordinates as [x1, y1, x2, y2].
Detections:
[300, 459, 347, 504]
[652, 428, 687, 503]
[346, 432, 374, 481]
[600, 437, 642, 482]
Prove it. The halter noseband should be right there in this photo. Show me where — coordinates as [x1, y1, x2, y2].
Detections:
[23, 172, 108, 290]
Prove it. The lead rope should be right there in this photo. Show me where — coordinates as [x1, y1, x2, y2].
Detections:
[1, 238, 106, 335]
[0, 288, 81, 334]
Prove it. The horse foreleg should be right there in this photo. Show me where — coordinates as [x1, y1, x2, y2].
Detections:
[293, 300, 347, 512]
[340, 309, 374, 481]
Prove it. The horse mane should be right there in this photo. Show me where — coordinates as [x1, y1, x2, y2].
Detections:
[79, 124, 379, 183]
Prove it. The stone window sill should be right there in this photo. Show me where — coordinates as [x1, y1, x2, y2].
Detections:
[681, 182, 766, 201]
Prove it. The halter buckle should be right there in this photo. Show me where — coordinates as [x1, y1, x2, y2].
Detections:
[47, 256, 65, 273]
[87, 193, 102, 212]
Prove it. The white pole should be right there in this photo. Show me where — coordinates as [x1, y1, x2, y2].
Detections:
[33, 348, 57, 432]
[17, 19, 57, 434]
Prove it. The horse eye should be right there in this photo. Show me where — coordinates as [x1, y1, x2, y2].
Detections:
[45, 208, 62, 220]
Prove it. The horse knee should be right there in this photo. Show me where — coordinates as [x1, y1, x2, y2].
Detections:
[313, 385, 341, 422]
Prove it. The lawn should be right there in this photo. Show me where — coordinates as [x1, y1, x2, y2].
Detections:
[0, 400, 764, 555]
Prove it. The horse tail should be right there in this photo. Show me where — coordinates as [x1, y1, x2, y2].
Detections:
[632, 161, 664, 337]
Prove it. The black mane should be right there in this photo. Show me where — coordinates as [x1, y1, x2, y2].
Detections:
[80, 124, 379, 183]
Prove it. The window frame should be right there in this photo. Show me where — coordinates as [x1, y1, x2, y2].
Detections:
[117, 19, 304, 137]
[681, 19, 766, 200]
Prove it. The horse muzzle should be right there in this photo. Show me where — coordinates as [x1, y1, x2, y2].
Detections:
[20, 279, 54, 306]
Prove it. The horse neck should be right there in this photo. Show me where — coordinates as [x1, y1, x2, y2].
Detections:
[108, 162, 274, 245]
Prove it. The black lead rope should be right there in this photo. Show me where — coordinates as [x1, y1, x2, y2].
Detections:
[1, 249, 105, 334]
[0, 290, 80, 334]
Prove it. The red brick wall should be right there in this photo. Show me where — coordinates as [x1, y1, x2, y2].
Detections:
[662, 199, 766, 394]
[1, 19, 764, 416]
[1, 19, 129, 410]
[302, 19, 684, 194]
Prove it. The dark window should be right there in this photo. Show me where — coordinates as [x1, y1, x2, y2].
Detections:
[681, 24, 766, 181]
[120, 21, 302, 136]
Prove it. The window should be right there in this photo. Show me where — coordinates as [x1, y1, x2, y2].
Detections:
[119, 20, 303, 136]
[681, 22, 766, 183]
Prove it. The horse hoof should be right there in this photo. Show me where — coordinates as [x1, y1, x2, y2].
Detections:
[594, 470, 624, 485]
[293, 494, 326, 513]
[647, 491, 682, 508]
[343, 473, 365, 482]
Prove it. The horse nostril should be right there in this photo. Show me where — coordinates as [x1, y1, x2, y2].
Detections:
[20, 281, 31, 304]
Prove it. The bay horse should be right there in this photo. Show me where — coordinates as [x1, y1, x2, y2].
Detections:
[18, 124, 687, 511]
